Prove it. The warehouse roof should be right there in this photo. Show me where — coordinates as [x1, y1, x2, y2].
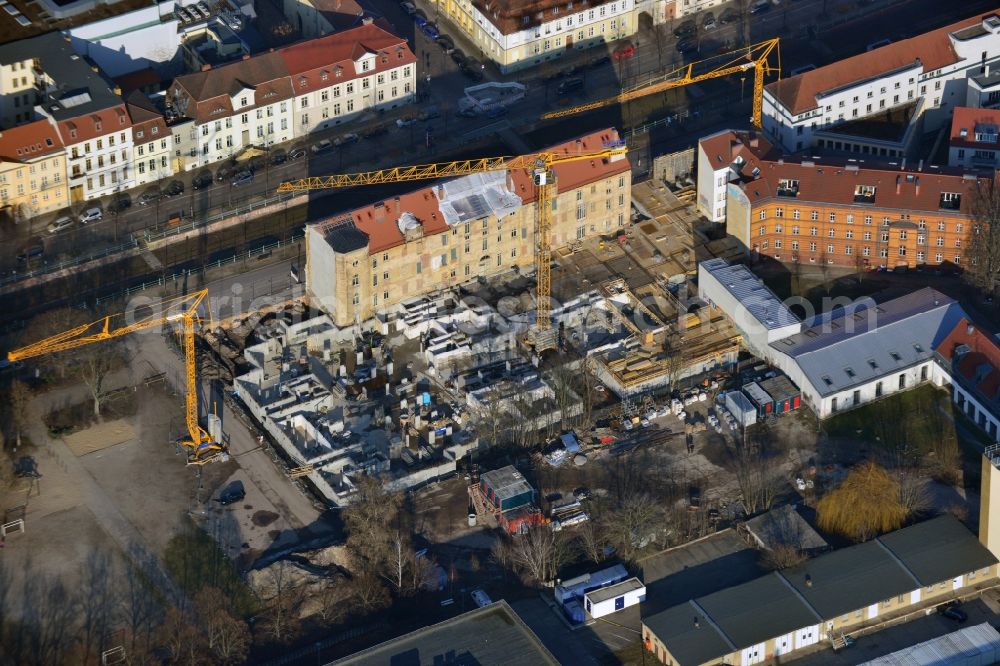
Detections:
[770, 288, 967, 397]
[644, 514, 996, 665]
[879, 514, 998, 586]
[765, 12, 988, 115]
[859, 622, 1000, 666]
[331, 601, 558, 665]
[699, 258, 800, 331]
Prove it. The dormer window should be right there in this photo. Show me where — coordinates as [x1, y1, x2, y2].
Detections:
[960, 128, 968, 138]
[321, 70, 329, 81]
[299, 76, 307, 87]
[136, 130, 144, 139]
[975, 124, 998, 143]
[854, 185, 876, 204]
[940, 192, 961, 210]
[777, 178, 799, 197]
[240, 96, 248, 107]
[522, 15, 529, 24]
[336, 66, 343, 76]
[361, 60, 371, 71]
[95, 121, 102, 132]
[151, 126, 158, 135]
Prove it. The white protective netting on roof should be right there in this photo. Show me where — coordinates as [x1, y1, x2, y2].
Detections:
[437, 171, 522, 227]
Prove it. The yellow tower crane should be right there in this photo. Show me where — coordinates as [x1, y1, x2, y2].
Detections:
[7, 289, 225, 465]
[277, 143, 629, 350]
[541, 38, 780, 127]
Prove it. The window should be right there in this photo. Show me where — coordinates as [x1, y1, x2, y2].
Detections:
[811, 210, 819, 221]
[854, 185, 876, 203]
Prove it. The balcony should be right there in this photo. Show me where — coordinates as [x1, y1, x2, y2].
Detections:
[940, 194, 962, 211]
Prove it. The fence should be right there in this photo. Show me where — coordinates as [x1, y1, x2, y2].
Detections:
[94, 232, 303, 306]
[143, 191, 300, 244]
[0, 236, 139, 289]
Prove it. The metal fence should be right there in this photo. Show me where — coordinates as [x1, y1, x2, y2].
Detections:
[94, 232, 303, 306]
[0, 236, 139, 289]
[143, 191, 300, 243]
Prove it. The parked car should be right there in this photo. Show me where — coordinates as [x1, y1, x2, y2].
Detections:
[46, 216, 73, 234]
[79, 207, 102, 224]
[192, 171, 213, 189]
[461, 64, 484, 81]
[362, 125, 389, 139]
[673, 20, 695, 37]
[937, 602, 968, 623]
[334, 133, 359, 146]
[216, 480, 245, 506]
[613, 43, 635, 60]
[401, 1, 415, 13]
[590, 55, 611, 68]
[436, 35, 455, 53]
[719, 8, 738, 23]
[231, 170, 254, 187]
[215, 162, 235, 182]
[16, 243, 43, 262]
[311, 139, 333, 154]
[422, 23, 439, 39]
[396, 117, 418, 127]
[703, 12, 716, 29]
[271, 150, 287, 165]
[288, 147, 307, 161]
[557, 77, 584, 94]
[414, 14, 427, 28]
[163, 180, 184, 197]
[418, 107, 441, 121]
[749, 0, 770, 13]
[451, 50, 467, 66]
[109, 193, 131, 212]
[677, 39, 698, 54]
[470, 589, 492, 608]
[139, 189, 161, 206]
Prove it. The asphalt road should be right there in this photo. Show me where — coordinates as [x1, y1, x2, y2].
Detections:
[2, 0, 995, 295]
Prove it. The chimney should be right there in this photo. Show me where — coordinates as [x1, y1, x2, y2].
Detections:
[900, 157, 907, 170]
[394, 196, 400, 215]
[917, 159, 924, 172]
[969, 323, 976, 335]
[805, 574, 813, 588]
[693, 617, 700, 629]
[750, 137, 760, 148]
[896, 175, 901, 194]
[437, 185, 445, 199]
[242, 54, 251, 61]
[201, 64, 212, 72]
[915, 177, 920, 195]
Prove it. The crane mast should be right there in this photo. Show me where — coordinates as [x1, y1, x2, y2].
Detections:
[7, 290, 221, 465]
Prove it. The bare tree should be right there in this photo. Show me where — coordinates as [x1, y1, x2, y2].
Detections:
[79, 551, 118, 664]
[314, 575, 351, 626]
[19, 307, 90, 380]
[965, 166, 1000, 294]
[509, 526, 571, 585]
[120, 559, 161, 660]
[575, 520, 608, 564]
[75, 339, 126, 418]
[195, 587, 250, 665]
[762, 544, 808, 570]
[600, 492, 661, 561]
[348, 571, 391, 613]
[733, 439, 782, 516]
[8, 380, 30, 450]
[158, 606, 207, 665]
[255, 560, 303, 645]
[490, 537, 514, 583]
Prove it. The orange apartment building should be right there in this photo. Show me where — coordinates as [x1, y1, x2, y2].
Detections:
[707, 131, 991, 270]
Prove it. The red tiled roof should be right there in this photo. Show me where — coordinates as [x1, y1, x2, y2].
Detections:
[949, 106, 1000, 149]
[699, 130, 776, 176]
[126, 93, 169, 143]
[0, 119, 64, 161]
[473, 0, 617, 36]
[306, 0, 364, 30]
[333, 128, 631, 254]
[936, 318, 1000, 401]
[170, 52, 295, 123]
[279, 23, 415, 95]
[766, 12, 989, 116]
[738, 158, 987, 214]
[56, 104, 131, 146]
[114, 68, 162, 94]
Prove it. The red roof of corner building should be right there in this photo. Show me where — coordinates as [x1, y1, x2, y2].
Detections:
[471, 0, 618, 35]
[278, 23, 415, 94]
[0, 119, 64, 161]
[56, 104, 131, 146]
[125, 91, 169, 140]
[936, 318, 1000, 400]
[766, 12, 989, 116]
[949, 106, 1000, 149]
[738, 159, 987, 214]
[699, 130, 775, 175]
[342, 128, 631, 254]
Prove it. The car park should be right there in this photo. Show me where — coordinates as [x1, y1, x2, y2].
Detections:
[311, 139, 333, 154]
[231, 170, 254, 186]
[46, 216, 73, 233]
[16, 243, 43, 262]
[79, 207, 102, 224]
[613, 43, 635, 60]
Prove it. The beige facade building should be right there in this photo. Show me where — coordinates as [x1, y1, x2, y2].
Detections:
[643, 514, 998, 665]
[0, 118, 68, 221]
[306, 129, 631, 327]
[433, 0, 638, 73]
